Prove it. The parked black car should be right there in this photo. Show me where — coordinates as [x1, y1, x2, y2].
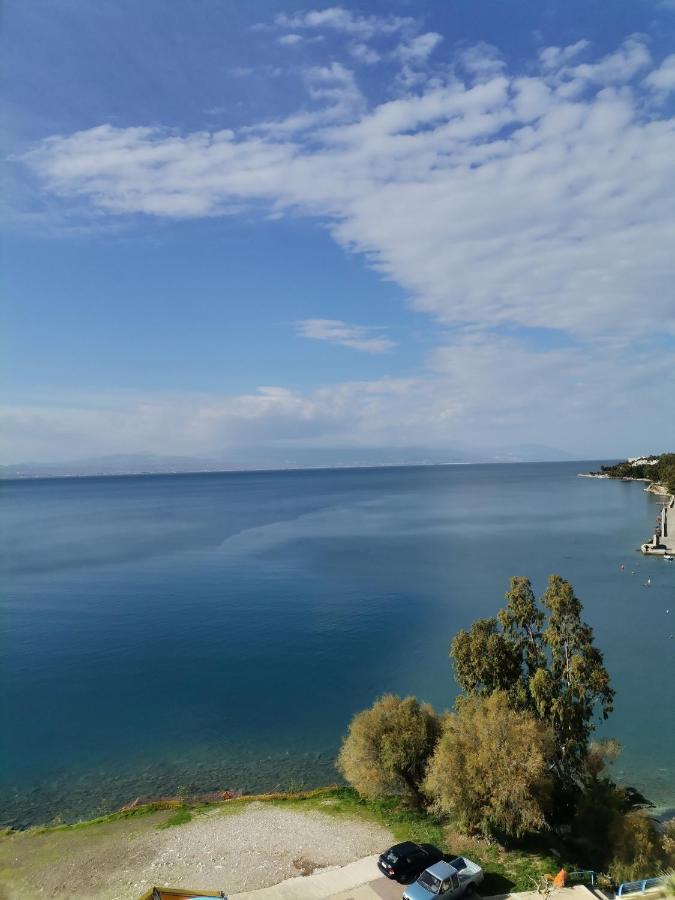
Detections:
[377, 842, 444, 882]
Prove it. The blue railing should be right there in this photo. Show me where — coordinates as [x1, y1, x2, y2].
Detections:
[566, 871, 664, 895]
[617, 876, 663, 896]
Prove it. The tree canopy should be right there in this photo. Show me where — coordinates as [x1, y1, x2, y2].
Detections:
[336, 693, 441, 803]
[597, 453, 675, 494]
[451, 575, 614, 786]
[424, 692, 554, 838]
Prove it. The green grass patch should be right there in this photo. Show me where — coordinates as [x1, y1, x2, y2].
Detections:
[157, 806, 193, 829]
[0, 783, 572, 894]
[18, 801, 179, 836]
[266, 787, 568, 893]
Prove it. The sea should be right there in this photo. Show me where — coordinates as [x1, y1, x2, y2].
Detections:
[1, 462, 673, 828]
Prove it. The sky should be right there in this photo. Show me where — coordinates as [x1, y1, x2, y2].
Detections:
[2, 0, 675, 465]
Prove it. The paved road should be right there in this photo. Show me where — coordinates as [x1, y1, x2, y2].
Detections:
[231, 855, 409, 899]
[329, 872, 407, 898]
[228, 858, 603, 900]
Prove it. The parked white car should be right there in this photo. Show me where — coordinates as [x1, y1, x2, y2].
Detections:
[402, 856, 484, 900]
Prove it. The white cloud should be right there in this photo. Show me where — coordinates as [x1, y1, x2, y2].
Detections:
[275, 7, 414, 39]
[644, 53, 675, 92]
[457, 42, 505, 80]
[8, 32, 675, 463]
[3, 336, 674, 463]
[296, 318, 396, 353]
[278, 33, 303, 46]
[20, 41, 675, 347]
[244, 62, 364, 136]
[305, 61, 359, 102]
[394, 32, 443, 64]
[539, 40, 590, 70]
[349, 42, 381, 65]
[566, 35, 651, 84]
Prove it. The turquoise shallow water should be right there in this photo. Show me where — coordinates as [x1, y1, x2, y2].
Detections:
[1, 462, 673, 827]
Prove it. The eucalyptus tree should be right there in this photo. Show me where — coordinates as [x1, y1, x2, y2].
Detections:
[450, 575, 614, 790]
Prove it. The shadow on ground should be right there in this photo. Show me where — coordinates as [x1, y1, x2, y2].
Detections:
[481, 873, 517, 896]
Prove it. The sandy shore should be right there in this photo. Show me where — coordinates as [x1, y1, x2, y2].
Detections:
[0, 802, 393, 900]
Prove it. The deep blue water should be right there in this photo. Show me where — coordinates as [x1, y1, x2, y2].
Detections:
[1, 462, 673, 827]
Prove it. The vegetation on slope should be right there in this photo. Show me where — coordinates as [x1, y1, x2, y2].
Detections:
[595, 454, 675, 494]
[338, 575, 675, 885]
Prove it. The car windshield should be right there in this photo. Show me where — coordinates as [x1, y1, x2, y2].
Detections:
[418, 871, 442, 894]
[385, 850, 399, 863]
[451, 858, 466, 871]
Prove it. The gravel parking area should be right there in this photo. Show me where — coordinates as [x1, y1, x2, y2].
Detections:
[0, 801, 394, 900]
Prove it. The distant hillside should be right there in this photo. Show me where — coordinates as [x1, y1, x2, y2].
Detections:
[0, 444, 574, 479]
[0, 454, 223, 479]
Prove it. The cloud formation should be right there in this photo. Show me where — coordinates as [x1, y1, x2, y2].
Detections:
[10, 29, 675, 462]
[565, 35, 651, 84]
[296, 318, 396, 353]
[3, 333, 673, 463]
[22, 37, 675, 343]
[457, 42, 505, 79]
[278, 33, 303, 47]
[644, 53, 675, 91]
[394, 31, 443, 64]
[275, 7, 414, 39]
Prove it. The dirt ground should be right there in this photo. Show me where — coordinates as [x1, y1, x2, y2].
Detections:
[0, 802, 394, 900]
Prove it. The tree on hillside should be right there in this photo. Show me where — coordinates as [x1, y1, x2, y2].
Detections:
[450, 616, 521, 697]
[336, 694, 441, 804]
[498, 577, 546, 677]
[450, 576, 614, 789]
[423, 692, 554, 838]
[655, 454, 675, 494]
[536, 576, 614, 780]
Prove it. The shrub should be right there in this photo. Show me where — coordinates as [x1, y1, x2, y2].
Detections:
[336, 694, 441, 804]
[423, 692, 553, 838]
[607, 811, 667, 883]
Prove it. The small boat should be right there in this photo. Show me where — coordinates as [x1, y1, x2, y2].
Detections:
[664, 554, 674, 561]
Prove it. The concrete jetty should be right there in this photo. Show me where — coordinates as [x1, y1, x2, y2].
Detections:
[641, 493, 675, 555]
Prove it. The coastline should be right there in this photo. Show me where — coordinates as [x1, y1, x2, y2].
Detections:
[582, 470, 675, 553]
[577, 472, 652, 482]
[645, 481, 672, 496]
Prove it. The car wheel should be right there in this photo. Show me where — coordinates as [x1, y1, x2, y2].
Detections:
[465, 884, 475, 896]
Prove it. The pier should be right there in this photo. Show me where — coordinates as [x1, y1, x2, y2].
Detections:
[641, 494, 675, 555]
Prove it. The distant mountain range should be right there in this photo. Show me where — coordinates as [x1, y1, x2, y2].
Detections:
[0, 445, 578, 479]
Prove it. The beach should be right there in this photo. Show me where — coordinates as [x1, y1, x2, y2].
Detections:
[0, 802, 394, 900]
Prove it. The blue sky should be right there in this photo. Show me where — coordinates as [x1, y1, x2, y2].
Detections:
[3, 0, 675, 464]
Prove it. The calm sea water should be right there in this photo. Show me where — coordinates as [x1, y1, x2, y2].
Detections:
[1, 463, 673, 827]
